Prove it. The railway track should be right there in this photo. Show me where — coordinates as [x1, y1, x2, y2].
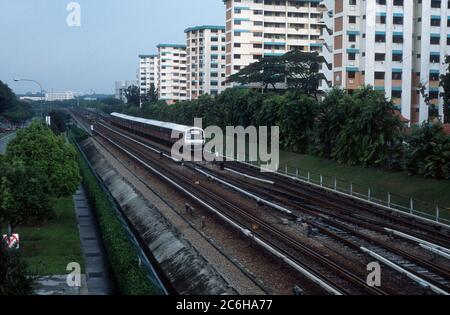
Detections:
[71, 110, 450, 295]
[93, 122, 394, 295]
[93, 116, 450, 248]
[193, 165, 450, 294]
[224, 161, 450, 248]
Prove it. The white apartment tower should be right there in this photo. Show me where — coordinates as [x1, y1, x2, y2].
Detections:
[320, 0, 450, 124]
[157, 44, 188, 104]
[223, 0, 324, 80]
[138, 54, 159, 97]
[185, 25, 227, 100]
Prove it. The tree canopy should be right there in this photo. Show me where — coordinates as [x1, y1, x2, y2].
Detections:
[440, 55, 450, 124]
[125, 85, 141, 107]
[227, 50, 324, 97]
[0, 81, 34, 123]
[0, 159, 52, 233]
[6, 123, 80, 197]
[0, 81, 16, 115]
[49, 110, 68, 135]
[0, 246, 34, 295]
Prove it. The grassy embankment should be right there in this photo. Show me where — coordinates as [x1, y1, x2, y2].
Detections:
[19, 197, 84, 275]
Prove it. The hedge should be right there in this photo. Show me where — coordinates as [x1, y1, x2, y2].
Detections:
[70, 129, 157, 295]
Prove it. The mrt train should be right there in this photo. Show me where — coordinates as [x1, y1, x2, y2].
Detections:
[110, 113, 205, 150]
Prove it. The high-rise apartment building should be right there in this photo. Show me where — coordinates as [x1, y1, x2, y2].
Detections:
[320, 0, 450, 124]
[223, 0, 324, 81]
[185, 25, 227, 100]
[157, 44, 188, 104]
[138, 54, 159, 97]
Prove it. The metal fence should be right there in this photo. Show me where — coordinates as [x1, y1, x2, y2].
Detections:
[214, 151, 450, 227]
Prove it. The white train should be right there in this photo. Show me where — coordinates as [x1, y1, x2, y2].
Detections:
[110, 113, 205, 149]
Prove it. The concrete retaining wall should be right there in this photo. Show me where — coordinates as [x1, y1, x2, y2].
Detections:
[80, 138, 232, 295]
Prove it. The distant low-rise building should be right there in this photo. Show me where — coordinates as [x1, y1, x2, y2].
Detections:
[19, 96, 44, 102]
[45, 91, 75, 102]
[115, 80, 136, 102]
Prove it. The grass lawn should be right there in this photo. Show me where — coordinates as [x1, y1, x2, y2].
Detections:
[279, 151, 450, 218]
[18, 196, 84, 276]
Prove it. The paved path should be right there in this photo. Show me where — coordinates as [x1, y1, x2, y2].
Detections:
[74, 186, 114, 295]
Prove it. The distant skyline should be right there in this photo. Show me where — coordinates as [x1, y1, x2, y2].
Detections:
[0, 0, 224, 95]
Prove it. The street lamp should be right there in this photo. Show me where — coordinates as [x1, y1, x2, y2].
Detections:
[14, 78, 45, 125]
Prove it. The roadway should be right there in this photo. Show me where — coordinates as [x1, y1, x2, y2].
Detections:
[0, 132, 16, 155]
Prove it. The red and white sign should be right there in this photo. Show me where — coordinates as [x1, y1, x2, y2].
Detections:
[2, 234, 20, 249]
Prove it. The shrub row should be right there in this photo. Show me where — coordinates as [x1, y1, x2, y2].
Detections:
[71, 131, 157, 295]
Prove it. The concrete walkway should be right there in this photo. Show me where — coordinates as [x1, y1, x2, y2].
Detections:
[74, 186, 114, 295]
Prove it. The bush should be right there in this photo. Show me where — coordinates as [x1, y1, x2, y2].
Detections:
[0, 246, 34, 295]
[70, 126, 89, 143]
[72, 135, 157, 295]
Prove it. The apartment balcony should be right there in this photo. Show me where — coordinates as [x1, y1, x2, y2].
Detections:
[264, 16, 288, 23]
[287, 27, 310, 35]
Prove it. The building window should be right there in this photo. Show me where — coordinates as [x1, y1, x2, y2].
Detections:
[375, 53, 386, 61]
[392, 72, 402, 80]
[375, 72, 385, 80]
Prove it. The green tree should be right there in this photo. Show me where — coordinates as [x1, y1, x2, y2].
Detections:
[147, 83, 158, 103]
[227, 51, 323, 97]
[406, 123, 450, 179]
[49, 110, 67, 135]
[312, 88, 348, 159]
[277, 91, 317, 153]
[332, 86, 403, 167]
[440, 55, 450, 124]
[3, 101, 34, 125]
[0, 160, 52, 235]
[6, 123, 80, 198]
[0, 81, 16, 115]
[0, 246, 34, 295]
[283, 50, 324, 98]
[227, 57, 285, 92]
[125, 85, 140, 107]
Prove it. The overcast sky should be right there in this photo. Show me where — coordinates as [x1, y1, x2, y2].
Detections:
[0, 0, 224, 95]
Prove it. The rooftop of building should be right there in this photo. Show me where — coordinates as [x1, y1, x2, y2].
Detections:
[157, 44, 187, 49]
[184, 25, 226, 33]
[139, 54, 158, 58]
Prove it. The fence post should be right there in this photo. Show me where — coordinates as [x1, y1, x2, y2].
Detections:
[350, 183, 353, 196]
[436, 205, 440, 223]
[296, 168, 299, 178]
[308, 171, 311, 183]
[410, 198, 414, 214]
[320, 175, 323, 187]
[285, 165, 288, 175]
[334, 177, 337, 191]
[368, 188, 371, 201]
[387, 193, 391, 208]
